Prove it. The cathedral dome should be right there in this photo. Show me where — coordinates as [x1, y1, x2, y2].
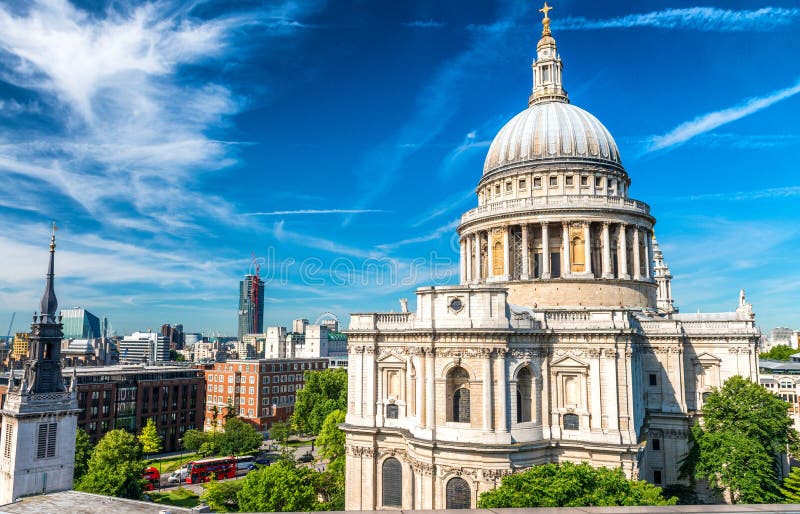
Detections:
[483, 101, 621, 176]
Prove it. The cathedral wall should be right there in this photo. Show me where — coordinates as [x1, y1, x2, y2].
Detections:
[506, 280, 656, 309]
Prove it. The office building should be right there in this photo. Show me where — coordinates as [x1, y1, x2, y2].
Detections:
[238, 274, 264, 341]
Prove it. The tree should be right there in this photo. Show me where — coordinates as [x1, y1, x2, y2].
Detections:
[169, 349, 185, 362]
[218, 417, 263, 456]
[291, 368, 347, 435]
[138, 418, 163, 455]
[224, 400, 237, 421]
[210, 405, 220, 431]
[760, 345, 796, 361]
[74, 428, 93, 480]
[237, 459, 319, 512]
[76, 429, 145, 499]
[201, 478, 243, 512]
[478, 462, 677, 508]
[317, 409, 345, 464]
[781, 466, 800, 502]
[181, 429, 210, 453]
[683, 375, 797, 504]
[269, 421, 291, 446]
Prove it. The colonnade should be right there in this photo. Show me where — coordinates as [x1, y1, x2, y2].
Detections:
[459, 221, 653, 283]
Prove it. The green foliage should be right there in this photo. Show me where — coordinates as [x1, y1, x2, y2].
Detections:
[218, 417, 263, 455]
[210, 405, 220, 430]
[477, 462, 677, 508]
[760, 345, 797, 361]
[169, 349, 185, 361]
[684, 375, 797, 504]
[316, 466, 345, 511]
[76, 429, 145, 500]
[317, 409, 345, 463]
[201, 478, 243, 512]
[237, 459, 319, 512]
[781, 466, 800, 503]
[181, 429, 210, 453]
[150, 487, 201, 508]
[138, 418, 163, 455]
[74, 428, 93, 480]
[291, 368, 347, 435]
[269, 421, 291, 445]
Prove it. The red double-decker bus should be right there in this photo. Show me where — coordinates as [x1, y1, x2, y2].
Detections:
[185, 456, 237, 484]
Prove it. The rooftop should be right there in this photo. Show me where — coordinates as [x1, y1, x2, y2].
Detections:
[1, 491, 800, 514]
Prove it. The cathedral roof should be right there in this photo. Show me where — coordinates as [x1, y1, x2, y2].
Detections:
[482, 4, 622, 178]
[483, 101, 621, 176]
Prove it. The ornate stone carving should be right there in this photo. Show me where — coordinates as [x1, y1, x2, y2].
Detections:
[347, 445, 378, 458]
[438, 464, 480, 480]
[410, 459, 435, 476]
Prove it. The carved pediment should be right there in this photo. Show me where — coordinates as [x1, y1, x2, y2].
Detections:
[377, 352, 406, 365]
[693, 352, 721, 364]
[550, 354, 589, 369]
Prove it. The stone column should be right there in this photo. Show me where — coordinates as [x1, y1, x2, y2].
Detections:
[584, 222, 593, 277]
[541, 223, 551, 278]
[474, 232, 482, 282]
[425, 349, 435, 430]
[521, 223, 530, 280]
[618, 224, 630, 280]
[417, 352, 426, 427]
[633, 226, 642, 280]
[495, 350, 508, 433]
[602, 222, 613, 279]
[562, 222, 571, 277]
[644, 230, 653, 280]
[465, 235, 473, 283]
[503, 226, 510, 280]
[487, 230, 495, 279]
[482, 352, 493, 433]
[460, 237, 467, 284]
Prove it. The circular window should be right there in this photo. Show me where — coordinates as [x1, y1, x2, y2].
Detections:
[450, 298, 463, 312]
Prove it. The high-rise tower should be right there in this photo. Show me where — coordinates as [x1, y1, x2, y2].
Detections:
[237, 274, 264, 341]
[0, 227, 79, 504]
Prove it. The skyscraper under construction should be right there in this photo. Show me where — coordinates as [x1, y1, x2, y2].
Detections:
[237, 273, 264, 341]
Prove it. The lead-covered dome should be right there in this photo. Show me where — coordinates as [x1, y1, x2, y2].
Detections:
[483, 101, 621, 176]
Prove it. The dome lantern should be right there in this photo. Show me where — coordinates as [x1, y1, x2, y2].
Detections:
[529, 2, 568, 106]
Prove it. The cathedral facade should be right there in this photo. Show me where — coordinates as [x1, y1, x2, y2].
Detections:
[343, 8, 759, 511]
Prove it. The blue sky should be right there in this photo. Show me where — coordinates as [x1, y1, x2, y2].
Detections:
[0, 0, 798, 336]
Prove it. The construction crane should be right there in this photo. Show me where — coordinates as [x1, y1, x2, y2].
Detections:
[250, 253, 261, 334]
[5, 312, 15, 349]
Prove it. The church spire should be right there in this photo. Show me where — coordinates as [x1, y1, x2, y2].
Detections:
[529, 2, 569, 106]
[39, 222, 58, 323]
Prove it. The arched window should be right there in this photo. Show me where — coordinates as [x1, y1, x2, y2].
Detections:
[446, 477, 471, 509]
[516, 367, 532, 423]
[447, 367, 470, 423]
[492, 241, 504, 276]
[571, 235, 585, 272]
[382, 458, 402, 507]
[563, 413, 579, 431]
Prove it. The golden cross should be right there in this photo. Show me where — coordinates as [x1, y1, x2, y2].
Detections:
[539, 2, 553, 19]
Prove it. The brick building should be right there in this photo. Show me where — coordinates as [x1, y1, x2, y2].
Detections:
[1, 365, 205, 452]
[203, 358, 327, 432]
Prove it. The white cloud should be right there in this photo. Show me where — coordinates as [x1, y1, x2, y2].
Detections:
[558, 7, 800, 32]
[377, 219, 460, 251]
[0, 0, 320, 233]
[244, 209, 387, 216]
[403, 20, 446, 29]
[645, 79, 800, 152]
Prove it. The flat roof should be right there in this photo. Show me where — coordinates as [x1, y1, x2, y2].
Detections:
[0, 490, 192, 513]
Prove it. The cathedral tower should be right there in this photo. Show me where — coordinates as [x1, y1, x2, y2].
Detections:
[0, 227, 79, 504]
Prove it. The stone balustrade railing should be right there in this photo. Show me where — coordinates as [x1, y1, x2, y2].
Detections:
[461, 194, 650, 223]
[349, 312, 415, 331]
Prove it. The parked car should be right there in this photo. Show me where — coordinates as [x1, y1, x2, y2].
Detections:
[167, 467, 188, 484]
[297, 452, 313, 463]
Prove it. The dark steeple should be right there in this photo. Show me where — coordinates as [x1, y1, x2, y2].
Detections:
[39, 223, 58, 323]
[23, 224, 66, 394]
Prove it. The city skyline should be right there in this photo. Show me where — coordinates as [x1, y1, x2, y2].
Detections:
[0, 0, 798, 335]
